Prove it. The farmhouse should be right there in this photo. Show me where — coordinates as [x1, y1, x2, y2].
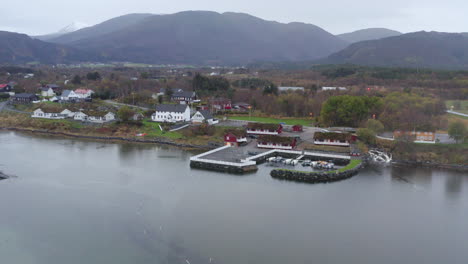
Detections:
[31, 108, 65, 119]
[152, 104, 191, 123]
[210, 98, 232, 110]
[61, 90, 80, 101]
[11, 93, 39, 104]
[171, 91, 198, 104]
[224, 130, 248, 146]
[314, 132, 352, 147]
[39, 87, 56, 97]
[192, 110, 218, 125]
[257, 135, 297, 150]
[393, 131, 436, 144]
[246, 123, 283, 135]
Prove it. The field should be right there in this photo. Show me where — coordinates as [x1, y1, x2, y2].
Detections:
[228, 116, 313, 126]
[446, 100, 468, 114]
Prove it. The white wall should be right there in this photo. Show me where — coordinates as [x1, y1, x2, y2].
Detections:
[152, 108, 190, 123]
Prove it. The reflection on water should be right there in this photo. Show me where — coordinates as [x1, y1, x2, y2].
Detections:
[445, 173, 464, 199]
[0, 131, 468, 264]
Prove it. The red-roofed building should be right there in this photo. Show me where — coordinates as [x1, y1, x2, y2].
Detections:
[224, 130, 247, 146]
[292, 125, 303, 132]
[74, 89, 94, 98]
[211, 98, 232, 110]
[0, 84, 13, 93]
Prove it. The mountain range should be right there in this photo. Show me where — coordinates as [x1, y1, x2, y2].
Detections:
[0, 31, 97, 64]
[337, 28, 402, 43]
[324, 31, 468, 69]
[1, 11, 468, 69]
[47, 11, 348, 65]
[34, 21, 90, 41]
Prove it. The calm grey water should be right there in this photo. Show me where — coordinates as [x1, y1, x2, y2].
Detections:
[0, 131, 467, 264]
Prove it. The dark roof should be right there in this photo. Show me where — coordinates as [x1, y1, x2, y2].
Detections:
[155, 104, 189, 113]
[47, 84, 60, 88]
[39, 87, 51, 91]
[258, 135, 295, 144]
[247, 123, 281, 131]
[198, 110, 213, 119]
[61, 90, 72, 97]
[13, 93, 38, 98]
[314, 132, 351, 141]
[225, 129, 247, 138]
[172, 91, 196, 98]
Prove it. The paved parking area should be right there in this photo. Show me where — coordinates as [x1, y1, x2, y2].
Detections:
[201, 141, 269, 163]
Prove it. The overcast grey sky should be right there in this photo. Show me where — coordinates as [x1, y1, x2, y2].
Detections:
[2, 0, 466, 35]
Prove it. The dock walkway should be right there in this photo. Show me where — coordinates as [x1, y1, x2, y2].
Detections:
[190, 146, 351, 173]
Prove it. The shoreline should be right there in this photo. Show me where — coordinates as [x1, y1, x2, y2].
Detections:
[0, 126, 465, 172]
[0, 127, 213, 150]
[392, 160, 468, 172]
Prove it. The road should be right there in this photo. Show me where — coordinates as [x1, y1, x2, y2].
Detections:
[447, 110, 468, 118]
[104, 100, 151, 111]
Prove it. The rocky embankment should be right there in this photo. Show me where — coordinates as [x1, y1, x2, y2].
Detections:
[270, 162, 364, 184]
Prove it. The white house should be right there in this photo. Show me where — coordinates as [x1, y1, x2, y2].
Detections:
[31, 108, 65, 119]
[60, 109, 76, 118]
[152, 104, 191, 123]
[278, 87, 305, 92]
[322, 87, 348, 91]
[74, 89, 94, 99]
[39, 87, 56, 97]
[191, 110, 219, 125]
[73, 111, 88, 121]
[74, 111, 116, 123]
[61, 90, 80, 101]
[88, 112, 116, 123]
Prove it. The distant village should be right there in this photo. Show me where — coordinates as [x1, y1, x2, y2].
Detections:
[0, 65, 465, 170]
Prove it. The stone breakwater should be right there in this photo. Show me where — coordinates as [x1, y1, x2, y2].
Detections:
[190, 160, 258, 174]
[270, 162, 364, 184]
[0, 127, 213, 149]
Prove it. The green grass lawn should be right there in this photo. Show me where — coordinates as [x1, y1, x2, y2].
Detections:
[227, 116, 313, 126]
[337, 159, 362, 172]
[446, 100, 468, 114]
[141, 120, 184, 139]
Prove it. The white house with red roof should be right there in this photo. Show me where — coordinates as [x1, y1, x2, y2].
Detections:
[74, 89, 94, 99]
